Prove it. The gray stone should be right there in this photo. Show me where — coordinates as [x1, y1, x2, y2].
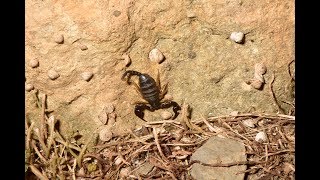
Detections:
[190, 136, 247, 180]
[133, 162, 154, 176]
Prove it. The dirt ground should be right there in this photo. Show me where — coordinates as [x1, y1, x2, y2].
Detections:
[25, 0, 294, 179]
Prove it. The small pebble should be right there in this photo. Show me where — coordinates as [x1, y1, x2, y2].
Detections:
[98, 111, 108, 125]
[98, 104, 115, 125]
[242, 119, 256, 128]
[99, 127, 113, 142]
[249, 79, 263, 90]
[48, 69, 60, 80]
[54, 34, 64, 44]
[255, 131, 268, 142]
[25, 84, 34, 92]
[149, 48, 165, 64]
[254, 62, 267, 75]
[251, 79, 263, 90]
[113, 10, 121, 17]
[254, 73, 265, 83]
[161, 111, 173, 120]
[187, 11, 196, 18]
[230, 32, 245, 44]
[29, 59, 39, 68]
[108, 112, 117, 125]
[79, 44, 88, 51]
[188, 51, 197, 59]
[81, 72, 93, 81]
[119, 167, 131, 178]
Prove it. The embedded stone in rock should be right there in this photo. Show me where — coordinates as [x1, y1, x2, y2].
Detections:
[29, 59, 39, 68]
[79, 44, 88, 51]
[190, 136, 247, 180]
[54, 34, 64, 44]
[81, 72, 93, 81]
[25, 83, 34, 92]
[48, 69, 60, 80]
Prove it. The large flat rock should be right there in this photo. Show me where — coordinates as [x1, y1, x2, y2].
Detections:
[190, 136, 247, 180]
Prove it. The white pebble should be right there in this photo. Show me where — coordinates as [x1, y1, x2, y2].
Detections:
[99, 127, 113, 142]
[54, 34, 64, 44]
[230, 32, 245, 43]
[48, 69, 60, 80]
[149, 48, 165, 64]
[81, 72, 93, 81]
[29, 59, 39, 68]
[255, 131, 268, 142]
[242, 119, 256, 128]
[25, 84, 34, 92]
[161, 111, 172, 120]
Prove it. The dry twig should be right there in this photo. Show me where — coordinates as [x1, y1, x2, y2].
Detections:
[29, 164, 49, 180]
[269, 72, 285, 114]
[152, 127, 168, 162]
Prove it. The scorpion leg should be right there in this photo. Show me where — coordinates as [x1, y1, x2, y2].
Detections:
[160, 83, 168, 100]
[156, 69, 160, 88]
[134, 103, 153, 121]
[160, 101, 181, 119]
[156, 69, 169, 100]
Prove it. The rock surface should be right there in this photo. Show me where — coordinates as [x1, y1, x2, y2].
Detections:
[25, 0, 294, 144]
[190, 136, 247, 180]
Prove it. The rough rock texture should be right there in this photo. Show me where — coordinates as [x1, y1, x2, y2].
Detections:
[190, 136, 247, 180]
[25, 0, 294, 143]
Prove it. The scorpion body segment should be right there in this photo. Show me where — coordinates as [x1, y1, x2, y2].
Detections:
[122, 70, 181, 121]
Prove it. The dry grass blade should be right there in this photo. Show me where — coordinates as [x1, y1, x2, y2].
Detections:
[153, 127, 168, 162]
[29, 164, 49, 180]
[40, 94, 47, 140]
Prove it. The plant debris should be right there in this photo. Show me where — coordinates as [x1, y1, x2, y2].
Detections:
[26, 94, 295, 179]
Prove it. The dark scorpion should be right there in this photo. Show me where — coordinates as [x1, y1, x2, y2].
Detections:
[121, 70, 181, 121]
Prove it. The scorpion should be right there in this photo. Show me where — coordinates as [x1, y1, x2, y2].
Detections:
[121, 70, 181, 121]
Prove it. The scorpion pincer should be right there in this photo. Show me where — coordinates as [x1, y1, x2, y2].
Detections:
[121, 70, 181, 121]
